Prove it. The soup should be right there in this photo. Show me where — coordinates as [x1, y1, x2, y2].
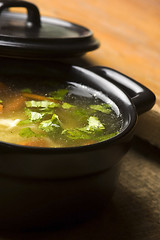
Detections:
[0, 80, 122, 148]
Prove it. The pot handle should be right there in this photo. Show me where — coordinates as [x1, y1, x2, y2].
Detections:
[0, 1, 41, 28]
[88, 66, 156, 115]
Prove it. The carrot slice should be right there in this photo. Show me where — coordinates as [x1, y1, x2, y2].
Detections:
[83, 140, 96, 145]
[22, 92, 61, 103]
[18, 138, 50, 147]
[0, 104, 3, 114]
[4, 95, 26, 112]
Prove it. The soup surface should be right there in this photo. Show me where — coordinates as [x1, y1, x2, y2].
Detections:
[0, 80, 122, 147]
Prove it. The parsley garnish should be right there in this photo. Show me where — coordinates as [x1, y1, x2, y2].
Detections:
[90, 104, 111, 113]
[62, 102, 74, 109]
[39, 114, 61, 133]
[62, 116, 105, 140]
[25, 100, 60, 108]
[49, 89, 68, 100]
[87, 116, 105, 132]
[19, 128, 37, 138]
[25, 109, 45, 122]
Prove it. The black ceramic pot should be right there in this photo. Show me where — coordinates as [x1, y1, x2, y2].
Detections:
[0, 59, 155, 230]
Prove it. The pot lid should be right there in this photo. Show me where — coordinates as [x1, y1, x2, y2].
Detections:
[0, 0, 100, 59]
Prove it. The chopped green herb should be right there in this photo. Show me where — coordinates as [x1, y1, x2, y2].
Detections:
[62, 128, 91, 140]
[39, 114, 61, 133]
[18, 119, 32, 126]
[49, 89, 68, 100]
[62, 116, 105, 140]
[87, 116, 105, 132]
[38, 108, 54, 115]
[90, 104, 111, 114]
[62, 102, 74, 109]
[0, 100, 3, 103]
[25, 109, 45, 122]
[25, 100, 60, 108]
[19, 127, 36, 138]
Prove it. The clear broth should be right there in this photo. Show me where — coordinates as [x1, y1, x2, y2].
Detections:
[0, 80, 122, 147]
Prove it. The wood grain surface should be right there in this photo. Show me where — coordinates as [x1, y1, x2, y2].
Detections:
[26, 0, 160, 147]
[30, 0, 160, 96]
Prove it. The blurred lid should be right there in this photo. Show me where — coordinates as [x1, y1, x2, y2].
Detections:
[0, 0, 100, 59]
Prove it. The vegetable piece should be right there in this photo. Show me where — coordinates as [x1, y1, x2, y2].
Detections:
[0, 104, 3, 114]
[62, 116, 105, 140]
[25, 109, 45, 122]
[22, 92, 61, 103]
[25, 100, 60, 109]
[18, 119, 31, 126]
[4, 95, 26, 112]
[49, 89, 68, 100]
[62, 128, 92, 140]
[39, 114, 61, 133]
[18, 138, 50, 147]
[0, 119, 20, 128]
[86, 116, 105, 132]
[19, 127, 37, 138]
[62, 102, 74, 109]
[83, 140, 96, 145]
[90, 104, 111, 113]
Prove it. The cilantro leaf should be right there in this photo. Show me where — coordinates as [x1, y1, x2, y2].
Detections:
[19, 127, 36, 138]
[0, 100, 3, 103]
[49, 89, 68, 100]
[25, 100, 60, 108]
[62, 102, 75, 109]
[25, 109, 45, 122]
[39, 114, 61, 133]
[62, 116, 105, 140]
[90, 104, 111, 114]
[62, 129, 91, 140]
[86, 116, 105, 132]
[18, 119, 32, 126]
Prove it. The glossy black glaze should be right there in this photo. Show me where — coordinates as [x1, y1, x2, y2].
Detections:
[0, 1, 41, 27]
[0, 59, 155, 229]
[0, 162, 121, 230]
[0, 1, 99, 59]
[89, 66, 156, 115]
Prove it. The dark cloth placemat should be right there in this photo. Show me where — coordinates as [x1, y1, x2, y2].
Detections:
[1, 137, 160, 240]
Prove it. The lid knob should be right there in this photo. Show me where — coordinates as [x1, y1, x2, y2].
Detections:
[0, 0, 41, 28]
